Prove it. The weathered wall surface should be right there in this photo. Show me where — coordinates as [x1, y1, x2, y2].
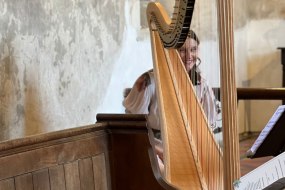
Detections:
[0, 0, 284, 141]
[234, 0, 285, 132]
[0, 0, 126, 140]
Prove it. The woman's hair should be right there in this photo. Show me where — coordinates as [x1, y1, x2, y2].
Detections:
[188, 30, 200, 45]
[187, 30, 201, 85]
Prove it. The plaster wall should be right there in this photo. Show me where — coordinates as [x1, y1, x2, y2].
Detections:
[0, 0, 284, 141]
[234, 0, 285, 133]
[0, 0, 130, 140]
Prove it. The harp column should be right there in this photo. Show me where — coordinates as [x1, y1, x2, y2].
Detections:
[217, 0, 241, 189]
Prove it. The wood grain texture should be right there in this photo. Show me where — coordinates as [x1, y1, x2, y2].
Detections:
[15, 173, 33, 190]
[33, 169, 50, 190]
[151, 30, 203, 189]
[49, 165, 66, 190]
[93, 154, 108, 190]
[110, 131, 166, 190]
[0, 178, 15, 190]
[0, 132, 108, 180]
[103, 151, 112, 190]
[0, 124, 106, 154]
[79, 158, 95, 190]
[0, 116, 164, 190]
[217, 0, 241, 189]
[64, 161, 80, 190]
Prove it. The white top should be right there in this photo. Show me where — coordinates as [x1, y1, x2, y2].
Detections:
[123, 70, 220, 131]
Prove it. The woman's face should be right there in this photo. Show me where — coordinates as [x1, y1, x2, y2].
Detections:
[179, 38, 199, 73]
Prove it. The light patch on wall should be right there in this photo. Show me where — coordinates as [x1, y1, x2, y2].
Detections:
[0, 53, 24, 139]
[0, 1, 7, 16]
[247, 20, 285, 56]
[0, 0, 126, 140]
[247, 0, 285, 20]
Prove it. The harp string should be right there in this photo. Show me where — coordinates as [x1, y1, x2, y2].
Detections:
[166, 42, 223, 182]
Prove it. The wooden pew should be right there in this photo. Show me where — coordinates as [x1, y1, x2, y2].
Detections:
[0, 114, 166, 190]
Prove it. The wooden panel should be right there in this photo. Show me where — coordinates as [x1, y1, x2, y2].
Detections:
[103, 151, 112, 190]
[64, 161, 80, 190]
[0, 116, 164, 190]
[0, 178, 15, 190]
[0, 124, 104, 155]
[49, 165, 66, 190]
[79, 158, 95, 190]
[93, 153, 108, 190]
[15, 173, 33, 190]
[33, 169, 50, 190]
[0, 133, 108, 180]
[110, 132, 165, 190]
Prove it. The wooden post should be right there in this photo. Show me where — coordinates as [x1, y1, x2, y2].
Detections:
[217, 0, 241, 189]
[278, 47, 285, 104]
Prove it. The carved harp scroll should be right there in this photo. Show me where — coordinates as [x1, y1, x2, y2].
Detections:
[146, 0, 240, 189]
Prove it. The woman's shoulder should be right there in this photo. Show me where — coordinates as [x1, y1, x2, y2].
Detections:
[135, 69, 155, 92]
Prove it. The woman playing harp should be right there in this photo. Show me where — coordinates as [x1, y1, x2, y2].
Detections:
[124, 0, 240, 188]
[123, 30, 222, 171]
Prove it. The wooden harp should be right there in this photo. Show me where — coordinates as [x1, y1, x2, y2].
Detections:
[146, 0, 240, 189]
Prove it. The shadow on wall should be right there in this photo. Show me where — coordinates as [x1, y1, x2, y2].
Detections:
[0, 44, 45, 140]
[24, 75, 46, 137]
[247, 51, 281, 83]
[240, 51, 282, 133]
[0, 52, 23, 140]
[0, 56, 14, 140]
